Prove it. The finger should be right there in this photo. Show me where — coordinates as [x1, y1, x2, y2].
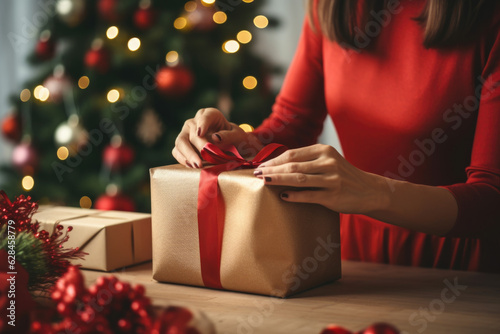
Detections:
[279, 189, 327, 205]
[211, 125, 246, 145]
[195, 108, 229, 137]
[172, 147, 191, 168]
[188, 123, 210, 155]
[260, 173, 328, 188]
[261, 144, 329, 167]
[175, 123, 203, 168]
[256, 160, 326, 176]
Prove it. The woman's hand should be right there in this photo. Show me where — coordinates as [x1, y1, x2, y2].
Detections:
[254, 144, 389, 215]
[172, 108, 263, 168]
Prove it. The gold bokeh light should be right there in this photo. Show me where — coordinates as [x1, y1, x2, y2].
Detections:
[174, 17, 188, 30]
[213, 11, 227, 24]
[184, 1, 197, 11]
[20, 89, 31, 102]
[80, 196, 92, 209]
[243, 76, 258, 90]
[239, 123, 254, 132]
[253, 15, 269, 29]
[22, 176, 35, 191]
[237, 30, 252, 44]
[78, 76, 90, 89]
[166, 51, 179, 64]
[107, 89, 120, 103]
[106, 26, 119, 39]
[222, 40, 240, 53]
[128, 37, 141, 51]
[57, 146, 70, 160]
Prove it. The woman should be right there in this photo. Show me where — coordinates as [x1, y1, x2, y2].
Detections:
[173, 0, 500, 273]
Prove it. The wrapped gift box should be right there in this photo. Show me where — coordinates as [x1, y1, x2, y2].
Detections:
[33, 206, 152, 271]
[150, 164, 341, 297]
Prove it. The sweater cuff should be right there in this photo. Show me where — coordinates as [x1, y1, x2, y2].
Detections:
[440, 183, 500, 238]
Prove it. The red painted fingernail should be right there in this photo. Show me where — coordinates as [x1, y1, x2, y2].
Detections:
[197, 128, 201, 136]
[280, 193, 289, 199]
[215, 134, 222, 142]
[253, 170, 262, 176]
[186, 161, 193, 168]
[265, 177, 272, 182]
[193, 162, 200, 168]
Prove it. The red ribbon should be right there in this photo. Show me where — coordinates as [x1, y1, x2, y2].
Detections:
[197, 143, 287, 289]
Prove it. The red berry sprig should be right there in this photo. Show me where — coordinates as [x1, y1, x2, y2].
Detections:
[32, 266, 153, 333]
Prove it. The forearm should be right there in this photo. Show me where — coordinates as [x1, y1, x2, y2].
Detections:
[367, 174, 458, 236]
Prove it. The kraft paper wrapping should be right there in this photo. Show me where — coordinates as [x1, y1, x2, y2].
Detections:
[150, 164, 341, 297]
[33, 206, 152, 271]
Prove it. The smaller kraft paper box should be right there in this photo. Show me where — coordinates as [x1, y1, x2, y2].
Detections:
[33, 206, 152, 271]
[150, 146, 341, 297]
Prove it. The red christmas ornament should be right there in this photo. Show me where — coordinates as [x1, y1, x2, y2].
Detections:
[361, 323, 400, 334]
[98, 0, 120, 21]
[102, 143, 135, 170]
[84, 47, 110, 73]
[156, 66, 194, 98]
[35, 38, 56, 60]
[321, 325, 352, 334]
[94, 193, 136, 212]
[1, 114, 22, 142]
[12, 142, 38, 172]
[134, 7, 156, 30]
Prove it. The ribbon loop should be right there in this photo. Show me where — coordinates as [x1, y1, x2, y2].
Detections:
[197, 143, 287, 289]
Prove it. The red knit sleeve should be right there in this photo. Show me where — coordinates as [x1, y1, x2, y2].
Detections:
[442, 22, 500, 238]
[253, 14, 328, 148]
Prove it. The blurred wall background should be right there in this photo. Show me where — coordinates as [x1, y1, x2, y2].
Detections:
[0, 1, 35, 170]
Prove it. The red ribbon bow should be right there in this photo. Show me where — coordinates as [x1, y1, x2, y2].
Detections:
[197, 143, 287, 289]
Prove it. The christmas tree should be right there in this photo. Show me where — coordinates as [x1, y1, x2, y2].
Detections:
[0, 0, 278, 212]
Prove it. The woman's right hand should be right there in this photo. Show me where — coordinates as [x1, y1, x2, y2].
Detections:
[172, 108, 263, 168]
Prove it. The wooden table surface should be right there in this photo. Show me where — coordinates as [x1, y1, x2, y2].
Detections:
[81, 261, 500, 334]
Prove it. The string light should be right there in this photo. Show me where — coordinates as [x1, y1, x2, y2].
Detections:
[222, 40, 240, 53]
[213, 11, 227, 24]
[22, 176, 35, 191]
[80, 196, 92, 209]
[242, 0, 254, 2]
[38, 87, 50, 101]
[239, 124, 254, 132]
[128, 37, 141, 51]
[253, 15, 269, 29]
[107, 89, 120, 103]
[237, 30, 252, 44]
[20, 89, 31, 102]
[33, 85, 43, 99]
[78, 76, 90, 89]
[166, 51, 179, 65]
[57, 146, 70, 160]
[184, 1, 197, 11]
[174, 17, 188, 30]
[106, 26, 119, 39]
[243, 76, 258, 90]
[201, 0, 215, 5]
[106, 183, 119, 196]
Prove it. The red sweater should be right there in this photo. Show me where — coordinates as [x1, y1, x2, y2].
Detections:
[254, 0, 500, 272]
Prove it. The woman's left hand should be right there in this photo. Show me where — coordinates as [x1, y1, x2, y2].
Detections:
[254, 144, 389, 214]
